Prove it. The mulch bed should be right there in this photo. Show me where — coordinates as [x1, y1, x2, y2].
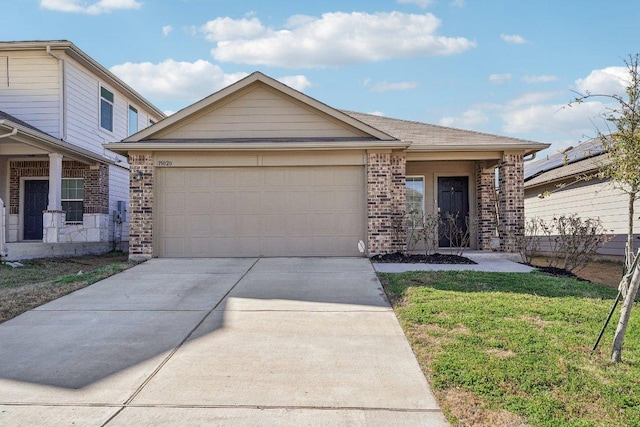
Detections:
[370, 252, 477, 264]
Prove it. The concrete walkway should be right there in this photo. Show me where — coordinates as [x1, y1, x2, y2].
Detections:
[0, 258, 448, 426]
[373, 250, 535, 273]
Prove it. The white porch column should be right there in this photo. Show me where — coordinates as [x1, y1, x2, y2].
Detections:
[43, 153, 65, 243]
[48, 153, 63, 211]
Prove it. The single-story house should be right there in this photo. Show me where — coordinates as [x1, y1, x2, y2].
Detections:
[107, 72, 549, 260]
[524, 139, 639, 258]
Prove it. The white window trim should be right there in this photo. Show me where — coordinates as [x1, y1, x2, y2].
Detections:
[99, 85, 115, 133]
[128, 104, 138, 136]
[406, 175, 425, 229]
[62, 178, 84, 224]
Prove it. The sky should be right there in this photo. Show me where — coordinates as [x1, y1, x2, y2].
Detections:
[4, 0, 640, 156]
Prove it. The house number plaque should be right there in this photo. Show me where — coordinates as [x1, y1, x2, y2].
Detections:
[157, 160, 173, 166]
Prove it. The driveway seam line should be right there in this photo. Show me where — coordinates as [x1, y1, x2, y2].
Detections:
[102, 258, 261, 426]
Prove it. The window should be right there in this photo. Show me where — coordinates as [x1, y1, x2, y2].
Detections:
[100, 86, 114, 132]
[406, 176, 425, 228]
[128, 105, 138, 136]
[62, 178, 84, 223]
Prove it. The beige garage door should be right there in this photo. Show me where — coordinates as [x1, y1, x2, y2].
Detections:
[156, 166, 365, 257]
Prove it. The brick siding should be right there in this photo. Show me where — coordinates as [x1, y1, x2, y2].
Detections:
[498, 153, 524, 252]
[128, 153, 154, 260]
[367, 151, 407, 255]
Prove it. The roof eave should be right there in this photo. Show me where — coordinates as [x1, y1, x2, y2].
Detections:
[105, 140, 410, 154]
[0, 119, 116, 165]
[408, 142, 550, 154]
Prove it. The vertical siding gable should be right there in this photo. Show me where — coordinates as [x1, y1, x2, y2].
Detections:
[155, 85, 370, 140]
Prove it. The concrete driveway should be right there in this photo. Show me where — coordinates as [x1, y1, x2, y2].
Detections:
[0, 258, 447, 426]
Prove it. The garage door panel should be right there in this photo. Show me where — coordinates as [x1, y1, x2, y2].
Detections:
[157, 166, 365, 257]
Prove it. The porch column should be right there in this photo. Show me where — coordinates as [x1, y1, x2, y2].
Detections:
[498, 153, 524, 252]
[129, 152, 154, 261]
[47, 153, 63, 211]
[366, 150, 407, 255]
[476, 161, 497, 250]
[43, 153, 65, 243]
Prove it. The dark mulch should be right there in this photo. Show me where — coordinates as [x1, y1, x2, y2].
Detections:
[534, 265, 591, 282]
[370, 252, 477, 264]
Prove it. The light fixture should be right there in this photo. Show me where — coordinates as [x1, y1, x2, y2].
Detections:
[132, 170, 143, 181]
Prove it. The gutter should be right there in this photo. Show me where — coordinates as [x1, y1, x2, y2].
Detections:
[0, 119, 114, 165]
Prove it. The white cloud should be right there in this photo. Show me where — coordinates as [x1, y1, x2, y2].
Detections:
[522, 75, 558, 83]
[397, 0, 434, 8]
[276, 75, 313, 92]
[162, 25, 173, 37]
[451, 0, 465, 6]
[206, 12, 476, 68]
[489, 73, 512, 84]
[368, 81, 419, 92]
[110, 60, 313, 106]
[201, 17, 266, 42]
[574, 66, 628, 96]
[500, 33, 528, 44]
[39, 0, 141, 14]
[110, 59, 249, 103]
[368, 111, 386, 117]
[440, 108, 488, 128]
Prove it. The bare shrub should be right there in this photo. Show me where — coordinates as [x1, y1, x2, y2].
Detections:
[519, 215, 611, 272]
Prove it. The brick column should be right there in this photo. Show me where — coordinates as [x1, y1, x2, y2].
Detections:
[498, 153, 524, 253]
[367, 151, 406, 255]
[129, 153, 154, 261]
[476, 161, 497, 250]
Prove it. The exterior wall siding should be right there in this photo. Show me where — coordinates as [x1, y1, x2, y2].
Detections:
[476, 162, 497, 250]
[109, 164, 130, 247]
[0, 51, 61, 137]
[525, 178, 640, 257]
[157, 86, 366, 140]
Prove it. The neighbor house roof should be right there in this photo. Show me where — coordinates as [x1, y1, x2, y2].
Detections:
[0, 40, 166, 120]
[344, 111, 549, 153]
[524, 138, 607, 188]
[0, 110, 115, 164]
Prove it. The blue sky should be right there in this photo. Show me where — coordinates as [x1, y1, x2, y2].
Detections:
[4, 0, 640, 155]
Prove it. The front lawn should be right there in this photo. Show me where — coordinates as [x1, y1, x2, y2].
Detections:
[380, 270, 640, 427]
[0, 252, 135, 323]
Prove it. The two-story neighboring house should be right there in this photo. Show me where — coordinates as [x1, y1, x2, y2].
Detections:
[0, 40, 165, 260]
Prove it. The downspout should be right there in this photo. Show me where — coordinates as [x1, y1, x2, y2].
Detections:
[46, 45, 67, 141]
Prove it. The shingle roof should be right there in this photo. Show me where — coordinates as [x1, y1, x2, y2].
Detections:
[524, 138, 608, 188]
[343, 110, 548, 151]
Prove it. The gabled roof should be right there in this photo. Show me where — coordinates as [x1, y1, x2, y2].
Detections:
[345, 111, 550, 153]
[0, 40, 165, 119]
[0, 110, 114, 164]
[125, 72, 395, 143]
[524, 138, 607, 188]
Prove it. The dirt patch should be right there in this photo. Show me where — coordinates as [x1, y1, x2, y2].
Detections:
[486, 348, 517, 359]
[438, 388, 527, 427]
[530, 257, 624, 289]
[0, 252, 136, 323]
[370, 251, 476, 264]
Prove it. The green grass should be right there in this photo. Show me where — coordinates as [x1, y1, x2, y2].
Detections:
[380, 270, 640, 427]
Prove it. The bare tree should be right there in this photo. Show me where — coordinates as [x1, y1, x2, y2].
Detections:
[570, 54, 640, 362]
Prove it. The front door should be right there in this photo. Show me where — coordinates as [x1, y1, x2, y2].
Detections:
[438, 176, 469, 247]
[24, 180, 48, 240]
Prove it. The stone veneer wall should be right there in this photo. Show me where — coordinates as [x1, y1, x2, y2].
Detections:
[498, 153, 524, 252]
[476, 161, 497, 250]
[128, 153, 154, 260]
[367, 151, 407, 255]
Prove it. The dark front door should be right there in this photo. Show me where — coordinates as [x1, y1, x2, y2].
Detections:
[438, 176, 469, 247]
[24, 180, 48, 240]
